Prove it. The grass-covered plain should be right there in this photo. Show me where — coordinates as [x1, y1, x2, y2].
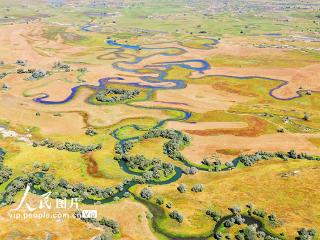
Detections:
[0, 0, 319, 239]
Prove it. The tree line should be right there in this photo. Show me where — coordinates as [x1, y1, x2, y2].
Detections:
[33, 139, 102, 154]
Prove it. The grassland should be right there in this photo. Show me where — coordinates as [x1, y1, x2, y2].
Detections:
[131, 159, 320, 239]
[0, 0, 319, 239]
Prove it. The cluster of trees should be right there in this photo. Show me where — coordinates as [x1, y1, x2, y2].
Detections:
[18, 68, 48, 80]
[213, 204, 285, 240]
[99, 217, 120, 234]
[239, 150, 320, 167]
[141, 129, 190, 162]
[114, 129, 191, 180]
[169, 210, 184, 223]
[32, 162, 50, 171]
[33, 139, 102, 154]
[75, 210, 120, 236]
[120, 155, 174, 180]
[238, 151, 274, 166]
[77, 67, 87, 73]
[16, 59, 27, 66]
[1, 175, 30, 205]
[95, 87, 140, 103]
[224, 215, 245, 227]
[1, 171, 131, 205]
[85, 128, 97, 136]
[17, 68, 35, 74]
[29, 173, 128, 202]
[246, 203, 267, 219]
[0, 149, 12, 186]
[29, 69, 47, 80]
[296, 228, 317, 240]
[115, 140, 134, 155]
[223, 206, 245, 228]
[53, 61, 70, 72]
[183, 166, 198, 175]
[234, 224, 276, 240]
[202, 155, 222, 171]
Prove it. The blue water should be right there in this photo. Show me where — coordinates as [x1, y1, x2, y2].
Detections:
[106, 39, 141, 50]
[81, 24, 95, 32]
[263, 33, 282, 37]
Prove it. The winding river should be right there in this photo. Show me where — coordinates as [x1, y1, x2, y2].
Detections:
[22, 29, 301, 239]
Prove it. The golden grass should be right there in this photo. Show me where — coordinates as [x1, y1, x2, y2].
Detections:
[0, 194, 159, 240]
[309, 138, 320, 148]
[0, 195, 101, 240]
[134, 159, 320, 239]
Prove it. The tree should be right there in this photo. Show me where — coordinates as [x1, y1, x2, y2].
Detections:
[206, 209, 221, 221]
[166, 202, 172, 208]
[296, 228, 317, 240]
[156, 197, 164, 205]
[191, 184, 204, 192]
[99, 217, 120, 234]
[169, 210, 184, 223]
[177, 183, 186, 193]
[236, 225, 258, 240]
[140, 187, 153, 200]
[225, 161, 234, 170]
[85, 128, 97, 136]
[41, 163, 50, 171]
[229, 206, 241, 215]
[123, 192, 130, 198]
[30, 69, 47, 79]
[224, 218, 235, 228]
[303, 112, 310, 121]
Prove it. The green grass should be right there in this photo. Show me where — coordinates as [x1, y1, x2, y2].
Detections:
[207, 50, 320, 68]
[1, 134, 130, 188]
[115, 125, 147, 140]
